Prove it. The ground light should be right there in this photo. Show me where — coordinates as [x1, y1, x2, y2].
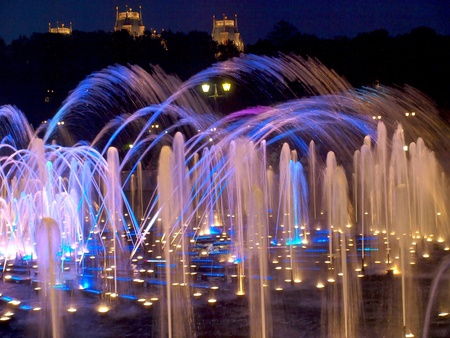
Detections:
[97, 305, 110, 314]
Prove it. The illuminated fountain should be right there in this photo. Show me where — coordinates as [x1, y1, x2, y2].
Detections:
[0, 54, 449, 337]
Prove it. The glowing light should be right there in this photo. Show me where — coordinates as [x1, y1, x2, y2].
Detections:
[316, 283, 324, 289]
[391, 267, 400, 275]
[222, 82, 231, 92]
[193, 292, 202, 297]
[438, 312, 449, 317]
[201, 84, 210, 93]
[143, 301, 152, 306]
[97, 305, 110, 313]
[67, 307, 77, 313]
[208, 298, 217, 304]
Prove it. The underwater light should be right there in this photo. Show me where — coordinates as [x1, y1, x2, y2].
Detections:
[193, 292, 202, 297]
[97, 305, 110, 313]
[208, 298, 217, 304]
[67, 307, 77, 313]
[316, 283, 325, 289]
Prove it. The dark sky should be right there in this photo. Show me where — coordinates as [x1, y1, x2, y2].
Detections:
[1, 0, 449, 44]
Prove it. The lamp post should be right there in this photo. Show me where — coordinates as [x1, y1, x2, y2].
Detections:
[201, 82, 231, 112]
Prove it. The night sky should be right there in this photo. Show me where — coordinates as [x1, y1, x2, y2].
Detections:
[1, 0, 449, 45]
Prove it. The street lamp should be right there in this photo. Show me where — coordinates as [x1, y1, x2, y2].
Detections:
[201, 82, 231, 100]
[201, 81, 232, 113]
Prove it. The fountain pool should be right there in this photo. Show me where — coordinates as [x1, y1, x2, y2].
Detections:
[0, 54, 449, 337]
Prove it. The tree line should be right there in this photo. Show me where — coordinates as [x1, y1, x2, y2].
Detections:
[0, 21, 449, 127]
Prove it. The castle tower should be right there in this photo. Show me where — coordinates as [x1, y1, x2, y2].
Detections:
[114, 5, 145, 37]
[212, 14, 244, 52]
[48, 22, 72, 35]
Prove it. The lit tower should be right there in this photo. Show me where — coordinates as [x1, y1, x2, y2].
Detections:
[48, 22, 72, 35]
[212, 14, 244, 52]
[114, 5, 145, 37]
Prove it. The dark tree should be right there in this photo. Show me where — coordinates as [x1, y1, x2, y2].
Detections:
[216, 40, 241, 61]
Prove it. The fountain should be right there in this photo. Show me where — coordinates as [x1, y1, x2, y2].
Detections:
[0, 54, 448, 337]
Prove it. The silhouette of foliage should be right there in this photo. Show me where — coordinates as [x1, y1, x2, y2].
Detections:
[0, 23, 449, 126]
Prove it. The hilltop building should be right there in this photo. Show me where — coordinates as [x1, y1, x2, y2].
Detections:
[48, 22, 72, 35]
[211, 14, 244, 52]
[114, 5, 145, 37]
